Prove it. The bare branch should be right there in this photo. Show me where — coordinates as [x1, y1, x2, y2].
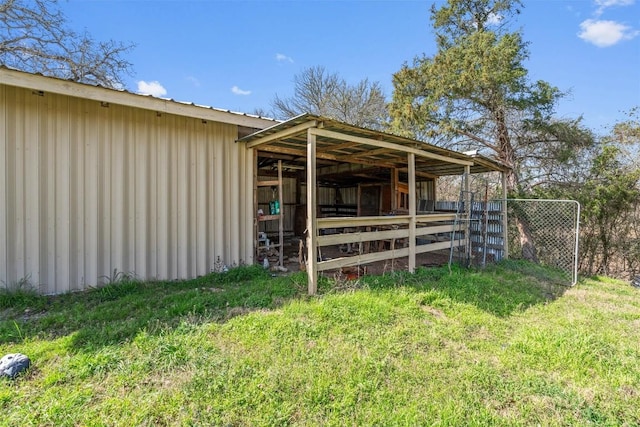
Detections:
[271, 66, 388, 129]
[0, 0, 134, 88]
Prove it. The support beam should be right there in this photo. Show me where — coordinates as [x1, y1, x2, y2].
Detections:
[246, 120, 317, 148]
[464, 165, 471, 215]
[278, 160, 284, 267]
[317, 140, 360, 153]
[254, 144, 402, 170]
[351, 147, 393, 159]
[391, 168, 399, 211]
[397, 167, 438, 180]
[464, 165, 472, 261]
[306, 129, 318, 295]
[502, 171, 509, 260]
[309, 128, 473, 166]
[408, 153, 416, 273]
[253, 149, 258, 263]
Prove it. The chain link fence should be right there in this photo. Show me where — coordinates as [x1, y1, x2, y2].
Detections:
[505, 199, 580, 286]
[442, 198, 580, 286]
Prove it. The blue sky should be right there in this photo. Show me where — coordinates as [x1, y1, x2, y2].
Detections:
[61, 0, 639, 134]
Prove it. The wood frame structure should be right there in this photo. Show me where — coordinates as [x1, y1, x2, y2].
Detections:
[239, 114, 507, 295]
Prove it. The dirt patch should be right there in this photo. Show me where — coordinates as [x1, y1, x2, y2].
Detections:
[421, 305, 446, 318]
[281, 242, 452, 277]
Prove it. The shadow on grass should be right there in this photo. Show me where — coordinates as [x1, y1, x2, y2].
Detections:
[1, 260, 569, 352]
[0, 265, 308, 352]
[355, 259, 569, 317]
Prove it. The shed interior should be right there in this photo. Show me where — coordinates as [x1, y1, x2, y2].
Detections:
[239, 114, 506, 291]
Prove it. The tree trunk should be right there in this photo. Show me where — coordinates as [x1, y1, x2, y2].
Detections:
[516, 212, 539, 263]
[496, 108, 539, 263]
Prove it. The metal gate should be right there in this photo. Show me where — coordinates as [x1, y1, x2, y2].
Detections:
[442, 198, 580, 286]
[505, 199, 580, 286]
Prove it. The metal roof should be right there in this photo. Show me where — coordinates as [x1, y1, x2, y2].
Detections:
[0, 66, 279, 129]
[238, 114, 506, 178]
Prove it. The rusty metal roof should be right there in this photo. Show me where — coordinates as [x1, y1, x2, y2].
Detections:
[238, 114, 506, 177]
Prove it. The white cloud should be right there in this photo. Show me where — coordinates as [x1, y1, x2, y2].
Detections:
[578, 19, 640, 47]
[137, 80, 167, 97]
[276, 53, 294, 63]
[486, 12, 502, 26]
[594, 0, 635, 16]
[186, 76, 200, 87]
[231, 85, 251, 96]
[595, 0, 634, 6]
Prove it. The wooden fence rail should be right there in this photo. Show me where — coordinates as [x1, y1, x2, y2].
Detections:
[314, 213, 465, 272]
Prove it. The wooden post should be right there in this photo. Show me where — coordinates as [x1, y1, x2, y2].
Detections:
[501, 171, 509, 260]
[253, 149, 258, 263]
[306, 129, 318, 294]
[408, 153, 416, 273]
[464, 165, 471, 213]
[391, 167, 399, 211]
[278, 160, 284, 267]
[464, 165, 472, 260]
[433, 177, 437, 208]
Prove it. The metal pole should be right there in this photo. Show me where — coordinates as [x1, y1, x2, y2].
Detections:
[573, 201, 581, 286]
[501, 171, 509, 260]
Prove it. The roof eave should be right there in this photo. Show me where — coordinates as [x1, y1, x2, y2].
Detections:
[0, 67, 277, 129]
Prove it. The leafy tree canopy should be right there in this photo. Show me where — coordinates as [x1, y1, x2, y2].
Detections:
[390, 0, 594, 194]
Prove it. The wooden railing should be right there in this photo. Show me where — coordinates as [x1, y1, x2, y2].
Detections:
[314, 213, 465, 272]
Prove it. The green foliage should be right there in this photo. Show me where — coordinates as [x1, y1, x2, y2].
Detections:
[391, 0, 546, 143]
[535, 108, 640, 278]
[585, 145, 639, 218]
[2, 264, 639, 425]
[0, 278, 47, 311]
[2, 264, 640, 424]
[390, 0, 594, 196]
[577, 144, 640, 276]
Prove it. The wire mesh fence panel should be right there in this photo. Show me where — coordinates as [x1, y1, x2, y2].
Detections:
[435, 198, 579, 285]
[506, 199, 580, 286]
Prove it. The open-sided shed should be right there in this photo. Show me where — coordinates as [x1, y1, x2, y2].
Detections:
[240, 115, 507, 293]
[1, 68, 506, 295]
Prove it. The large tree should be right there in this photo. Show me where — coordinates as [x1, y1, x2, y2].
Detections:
[0, 0, 133, 88]
[539, 110, 640, 277]
[389, 0, 594, 260]
[391, 0, 594, 192]
[271, 65, 388, 129]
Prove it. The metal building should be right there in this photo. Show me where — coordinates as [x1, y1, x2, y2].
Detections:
[1, 68, 274, 294]
[1, 68, 507, 295]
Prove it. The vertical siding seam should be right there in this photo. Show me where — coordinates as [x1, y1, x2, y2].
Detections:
[63, 94, 72, 294]
[0, 85, 6, 287]
[15, 88, 25, 285]
[3, 86, 257, 292]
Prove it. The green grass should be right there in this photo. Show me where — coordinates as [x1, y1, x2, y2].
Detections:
[1, 261, 639, 426]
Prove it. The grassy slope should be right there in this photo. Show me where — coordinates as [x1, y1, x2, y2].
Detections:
[1, 262, 639, 426]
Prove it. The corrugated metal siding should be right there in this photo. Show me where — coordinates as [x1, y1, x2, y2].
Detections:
[1, 85, 252, 294]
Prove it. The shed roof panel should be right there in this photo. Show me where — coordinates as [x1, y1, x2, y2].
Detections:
[239, 114, 506, 176]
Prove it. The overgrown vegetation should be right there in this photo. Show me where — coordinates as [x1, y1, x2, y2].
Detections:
[2, 263, 639, 425]
[389, 0, 639, 278]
